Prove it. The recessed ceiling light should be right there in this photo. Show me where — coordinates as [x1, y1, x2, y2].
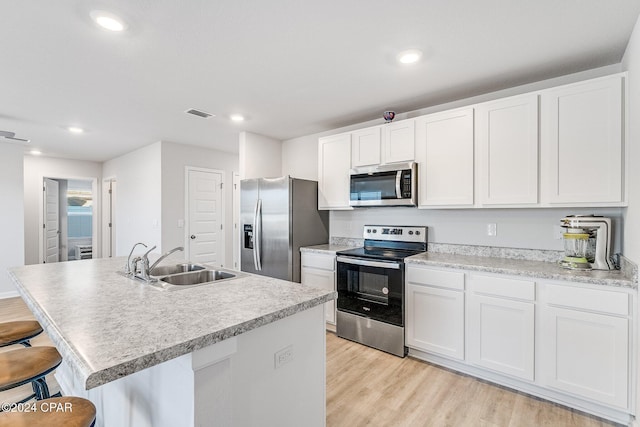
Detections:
[90, 10, 127, 32]
[68, 127, 84, 134]
[397, 49, 423, 65]
[230, 114, 245, 122]
[30, 149, 42, 156]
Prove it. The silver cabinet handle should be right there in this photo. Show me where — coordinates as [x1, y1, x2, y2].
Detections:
[336, 256, 401, 270]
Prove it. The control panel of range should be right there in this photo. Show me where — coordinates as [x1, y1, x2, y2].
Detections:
[362, 225, 427, 243]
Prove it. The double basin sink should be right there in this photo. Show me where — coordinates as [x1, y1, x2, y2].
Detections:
[145, 263, 244, 291]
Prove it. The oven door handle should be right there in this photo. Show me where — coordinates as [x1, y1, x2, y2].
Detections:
[336, 256, 401, 270]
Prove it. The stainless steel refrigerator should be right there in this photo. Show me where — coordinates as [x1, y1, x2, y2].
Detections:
[240, 176, 329, 282]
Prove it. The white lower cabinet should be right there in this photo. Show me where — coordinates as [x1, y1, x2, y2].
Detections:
[405, 265, 634, 423]
[301, 252, 336, 325]
[406, 266, 465, 360]
[467, 274, 535, 381]
[539, 283, 630, 409]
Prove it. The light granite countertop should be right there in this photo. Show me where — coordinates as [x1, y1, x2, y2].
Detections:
[300, 244, 356, 254]
[406, 252, 635, 289]
[8, 257, 336, 390]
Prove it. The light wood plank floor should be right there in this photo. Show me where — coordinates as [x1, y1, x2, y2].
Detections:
[0, 297, 622, 426]
[326, 332, 621, 427]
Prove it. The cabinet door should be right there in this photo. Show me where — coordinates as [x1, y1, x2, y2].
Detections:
[539, 306, 628, 408]
[301, 266, 336, 324]
[416, 108, 474, 207]
[351, 127, 381, 167]
[382, 120, 415, 164]
[318, 134, 352, 210]
[477, 94, 539, 205]
[467, 294, 534, 381]
[542, 75, 623, 204]
[406, 284, 464, 360]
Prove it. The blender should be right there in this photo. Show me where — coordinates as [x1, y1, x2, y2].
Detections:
[559, 215, 614, 270]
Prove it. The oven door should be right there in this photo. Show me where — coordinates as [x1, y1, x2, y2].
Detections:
[336, 256, 404, 326]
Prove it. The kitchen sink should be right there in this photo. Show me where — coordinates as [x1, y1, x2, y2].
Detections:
[149, 263, 205, 277]
[159, 270, 236, 286]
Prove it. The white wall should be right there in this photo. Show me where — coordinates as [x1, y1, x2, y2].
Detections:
[160, 141, 239, 268]
[622, 16, 640, 265]
[239, 131, 282, 179]
[23, 155, 102, 265]
[103, 142, 162, 256]
[0, 143, 24, 297]
[621, 14, 640, 427]
[281, 64, 626, 251]
[281, 136, 317, 181]
[331, 207, 624, 252]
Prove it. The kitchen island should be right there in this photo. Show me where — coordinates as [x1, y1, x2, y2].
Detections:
[8, 257, 335, 427]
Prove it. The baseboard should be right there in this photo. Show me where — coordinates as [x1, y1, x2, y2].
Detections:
[0, 290, 19, 299]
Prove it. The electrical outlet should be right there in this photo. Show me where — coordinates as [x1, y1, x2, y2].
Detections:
[274, 345, 293, 369]
[553, 225, 564, 240]
[487, 223, 497, 237]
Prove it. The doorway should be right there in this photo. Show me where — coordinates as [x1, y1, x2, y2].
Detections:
[185, 167, 225, 267]
[42, 178, 96, 263]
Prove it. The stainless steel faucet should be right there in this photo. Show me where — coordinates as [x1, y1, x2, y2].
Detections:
[149, 247, 184, 272]
[134, 246, 184, 282]
[125, 242, 147, 275]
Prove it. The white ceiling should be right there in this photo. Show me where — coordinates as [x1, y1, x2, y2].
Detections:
[1, 1, 639, 162]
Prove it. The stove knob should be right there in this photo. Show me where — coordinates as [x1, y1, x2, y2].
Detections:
[415, 231, 420, 235]
[408, 231, 414, 235]
[366, 228, 371, 233]
[372, 229, 377, 233]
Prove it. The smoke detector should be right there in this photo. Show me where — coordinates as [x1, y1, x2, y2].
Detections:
[0, 130, 30, 143]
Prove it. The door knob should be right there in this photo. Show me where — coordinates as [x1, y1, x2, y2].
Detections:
[190, 235, 196, 240]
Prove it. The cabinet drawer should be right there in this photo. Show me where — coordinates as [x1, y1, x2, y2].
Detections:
[545, 284, 629, 316]
[407, 266, 464, 291]
[469, 274, 535, 301]
[301, 253, 335, 271]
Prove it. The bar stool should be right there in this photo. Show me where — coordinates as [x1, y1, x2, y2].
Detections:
[0, 396, 96, 427]
[0, 347, 62, 404]
[0, 321, 43, 348]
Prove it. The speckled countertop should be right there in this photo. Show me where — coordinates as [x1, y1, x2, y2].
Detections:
[300, 244, 355, 254]
[8, 257, 336, 390]
[406, 252, 635, 288]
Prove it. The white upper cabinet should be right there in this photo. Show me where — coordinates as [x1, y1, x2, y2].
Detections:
[476, 94, 539, 206]
[382, 120, 415, 164]
[416, 108, 474, 207]
[541, 75, 624, 205]
[318, 133, 352, 210]
[351, 120, 415, 168]
[351, 126, 382, 167]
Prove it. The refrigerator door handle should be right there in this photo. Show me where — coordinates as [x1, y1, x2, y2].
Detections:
[254, 198, 263, 271]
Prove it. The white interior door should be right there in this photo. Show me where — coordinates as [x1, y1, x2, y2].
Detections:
[187, 168, 224, 267]
[102, 179, 116, 257]
[44, 178, 60, 263]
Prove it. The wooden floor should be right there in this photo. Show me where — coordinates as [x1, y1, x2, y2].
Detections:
[0, 297, 622, 426]
[326, 332, 621, 427]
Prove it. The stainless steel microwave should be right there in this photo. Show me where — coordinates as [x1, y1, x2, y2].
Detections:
[349, 162, 417, 207]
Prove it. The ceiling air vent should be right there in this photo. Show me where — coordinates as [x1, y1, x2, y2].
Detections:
[0, 130, 30, 143]
[185, 108, 214, 119]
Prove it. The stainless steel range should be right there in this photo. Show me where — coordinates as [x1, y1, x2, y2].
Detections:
[335, 225, 427, 357]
